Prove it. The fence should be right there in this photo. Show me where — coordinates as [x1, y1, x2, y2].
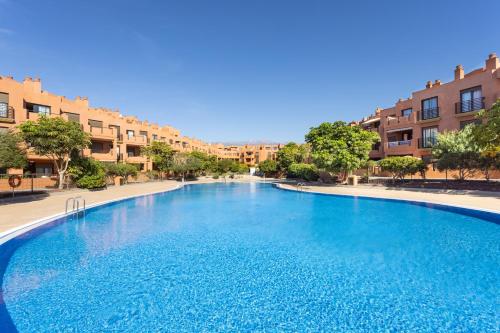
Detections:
[0, 174, 58, 196]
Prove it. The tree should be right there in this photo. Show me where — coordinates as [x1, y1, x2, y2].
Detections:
[432, 126, 480, 180]
[19, 116, 90, 189]
[141, 141, 175, 178]
[276, 142, 310, 172]
[171, 153, 203, 181]
[305, 121, 380, 180]
[473, 100, 500, 155]
[0, 131, 27, 170]
[105, 163, 138, 184]
[189, 151, 218, 174]
[287, 163, 319, 181]
[379, 156, 425, 181]
[258, 160, 278, 177]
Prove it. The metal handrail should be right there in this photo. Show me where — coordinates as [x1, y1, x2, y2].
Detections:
[296, 182, 306, 191]
[65, 196, 86, 217]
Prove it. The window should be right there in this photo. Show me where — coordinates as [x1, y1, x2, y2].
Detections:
[26, 102, 51, 115]
[127, 130, 135, 138]
[91, 141, 105, 153]
[88, 119, 103, 128]
[460, 119, 482, 129]
[140, 131, 148, 140]
[401, 108, 412, 117]
[152, 134, 158, 141]
[66, 112, 80, 123]
[127, 146, 138, 157]
[421, 127, 438, 148]
[0, 102, 7, 118]
[36, 164, 53, 176]
[460, 87, 482, 113]
[421, 97, 438, 120]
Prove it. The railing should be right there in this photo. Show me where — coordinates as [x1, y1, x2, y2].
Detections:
[89, 126, 114, 137]
[387, 140, 412, 148]
[417, 107, 440, 121]
[386, 115, 411, 126]
[418, 137, 437, 149]
[65, 196, 86, 217]
[0, 106, 15, 122]
[455, 97, 485, 114]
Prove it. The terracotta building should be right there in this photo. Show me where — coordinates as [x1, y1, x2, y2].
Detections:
[0, 76, 230, 173]
[358, 53, 500, 161]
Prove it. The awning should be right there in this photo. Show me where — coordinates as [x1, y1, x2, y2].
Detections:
[386, 127, 412, 133]
[361, 117, 380, 125]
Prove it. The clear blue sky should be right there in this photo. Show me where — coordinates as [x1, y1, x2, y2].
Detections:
[0, 0, 499, 143]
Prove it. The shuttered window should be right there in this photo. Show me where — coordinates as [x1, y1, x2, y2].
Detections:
[66, 112, 80, 123]
[88, 119, 103, 128]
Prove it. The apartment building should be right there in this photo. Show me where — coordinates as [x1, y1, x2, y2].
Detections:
[358, 53, 500, 161]
[0, 76, 222, 174]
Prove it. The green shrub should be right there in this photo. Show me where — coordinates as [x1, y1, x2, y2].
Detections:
[287, 163, 319, 181]
[378, 156, 426, 180]
[105, 163, 138, 183]
[212, 174, 220, 179]
[258, 160, 278, 177]
[76, 173, 106, 189]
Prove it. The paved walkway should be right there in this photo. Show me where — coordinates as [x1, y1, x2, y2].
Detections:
[0, 181, 180, 233]
[278, 183, 500, 213]
[1, 179, 499, 235]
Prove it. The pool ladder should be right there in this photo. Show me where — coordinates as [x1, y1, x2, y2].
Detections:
[65, 196, 86, 217]
[296, 182, 306, 191]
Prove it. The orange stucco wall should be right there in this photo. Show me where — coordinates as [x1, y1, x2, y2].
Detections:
[359, 53, 500, 161]
[0, 76, 280, 172]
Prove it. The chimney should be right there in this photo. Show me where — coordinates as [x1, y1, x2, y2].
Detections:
[486, 53, 499, 70]
[426, 81, 433, 89]
[434, 79, 441, 86]
[454, 65, 464, 80]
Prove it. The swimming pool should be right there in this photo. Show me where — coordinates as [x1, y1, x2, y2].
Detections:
[1, 183, 499, 332]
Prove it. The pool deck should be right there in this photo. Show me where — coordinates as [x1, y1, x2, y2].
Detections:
[0, 178, 499, 236]
[277, 183, 500, 214]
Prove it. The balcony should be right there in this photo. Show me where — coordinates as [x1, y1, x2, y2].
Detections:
[418, 137, 437, 149]
[123, 135, 148, 145]
[455, 97, 485, 115]
[417, 107, 440, 122]
[89, 126, 115, 140]
[90, 150, 116, 161]
[0, 106, 15, 123]
[385, 139, 415, 155]
[125, 154, 147, 164]
[387, 140, 412, 147]
[386, 114, 415, 129]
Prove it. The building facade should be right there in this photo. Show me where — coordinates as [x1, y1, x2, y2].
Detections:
[0, 76, 280, 174]
[357, 53, 500, 161]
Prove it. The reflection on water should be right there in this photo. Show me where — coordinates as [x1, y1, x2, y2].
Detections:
[2, 183, 499, 332]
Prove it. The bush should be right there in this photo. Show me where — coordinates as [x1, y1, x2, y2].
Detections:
[68, 156, 106, 188]
[258, 160, 278, 177]
[287, 163, 319, 181]
[105, 163, 138, 183]
[378, 156, 426, 181]
[76, 173, 107, 189]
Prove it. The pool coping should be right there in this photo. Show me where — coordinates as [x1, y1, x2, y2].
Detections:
[274, 183, 500, 224]
[0, 184, 185, 246]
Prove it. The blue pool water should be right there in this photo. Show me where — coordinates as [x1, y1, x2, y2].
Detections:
[1, 183, 499, 332]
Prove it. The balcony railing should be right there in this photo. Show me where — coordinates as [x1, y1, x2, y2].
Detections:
[417, 107, 440, 121]
[89, 126, 115, 138]
[0, 106, 15, 123]
[455, 97, 485, 114]
[387, 140, 412, 148]
[418, 137, 437, 149]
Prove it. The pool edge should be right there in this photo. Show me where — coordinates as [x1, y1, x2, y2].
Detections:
[274, 183, 500, 224]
